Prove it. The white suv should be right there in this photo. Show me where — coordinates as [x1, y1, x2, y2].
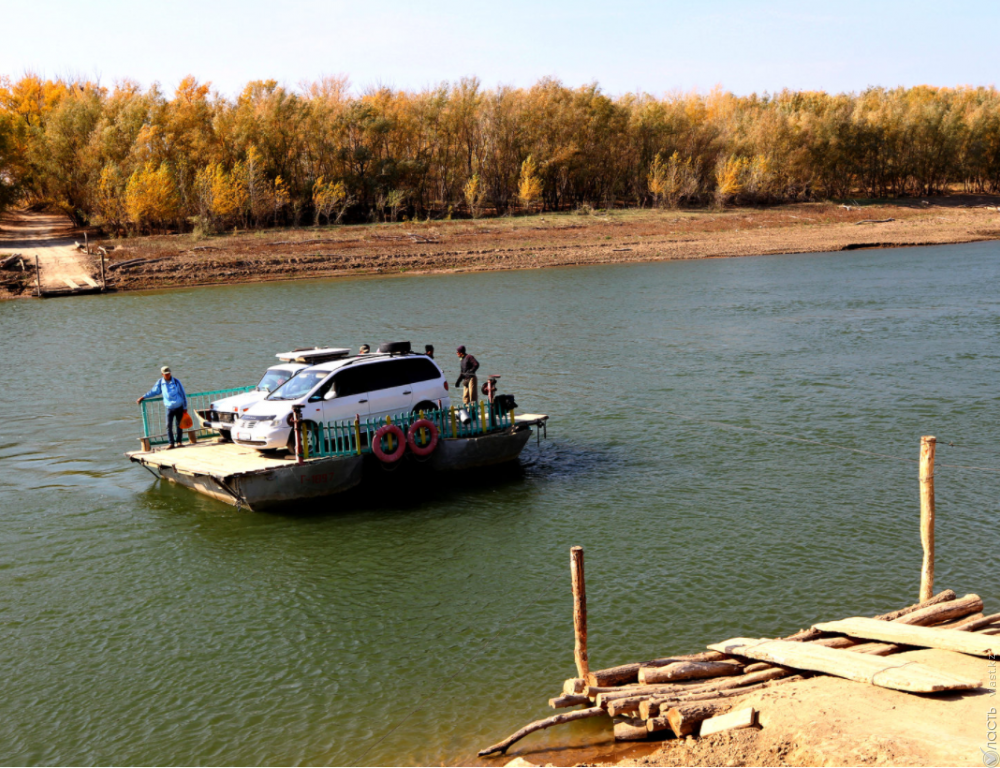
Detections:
[232, 350, 451, 451]
[204, 348, 351, 441]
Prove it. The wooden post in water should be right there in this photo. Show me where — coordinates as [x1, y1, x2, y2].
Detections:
[34, 254, 41, 297]
[919, 435, 936, 602]
[570, 546, 589, 679]
[99, 248, 106, 290]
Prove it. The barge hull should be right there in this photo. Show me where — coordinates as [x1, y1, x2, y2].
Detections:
[430, 427, 532, 471]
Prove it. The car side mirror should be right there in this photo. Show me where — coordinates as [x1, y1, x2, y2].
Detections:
[323, 390, 337, 400]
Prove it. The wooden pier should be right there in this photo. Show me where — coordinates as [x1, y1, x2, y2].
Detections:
[478, 437, 997, 759]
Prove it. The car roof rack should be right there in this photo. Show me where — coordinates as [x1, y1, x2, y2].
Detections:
[276, 347, 351, 364]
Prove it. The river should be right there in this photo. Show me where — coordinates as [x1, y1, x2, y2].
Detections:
[1, 243, 999, 765]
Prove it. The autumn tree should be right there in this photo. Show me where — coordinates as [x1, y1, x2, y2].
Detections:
[125, 162, 179, 232]
[517, 154, 543, 211]
[312, 176, 350, 225]
[0, 111, 24, 213]
[463, 173, 485, 217]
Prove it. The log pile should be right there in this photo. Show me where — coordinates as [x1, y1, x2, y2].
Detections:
[478, 589, 997, 757]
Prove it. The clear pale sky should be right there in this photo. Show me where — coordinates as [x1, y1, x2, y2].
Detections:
[2, 0, 996, 97]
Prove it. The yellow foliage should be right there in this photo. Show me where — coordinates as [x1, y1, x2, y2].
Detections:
[312, 176, 348, 225]
[517, 155, 543, 209]
[649, 152, 700, 208]
[5, 73, 1000, 224]
[463, 174, 484, 218]
[125, 162, 179, 231]
[715, 155, 749, 200]
[272, 175, 290, 222]
[96, 165, 128, 233]
[204, 162, 248, 223]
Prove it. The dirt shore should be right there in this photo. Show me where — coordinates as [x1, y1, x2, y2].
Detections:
[590, 649, 995, 767]
[4, 199, 999, 299]
[497, 649, 994, 768]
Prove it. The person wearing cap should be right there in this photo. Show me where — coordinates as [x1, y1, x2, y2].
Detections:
[137, 366, 188, 449]
[455, 346, 480, 405]
[359, 344, 371, 354]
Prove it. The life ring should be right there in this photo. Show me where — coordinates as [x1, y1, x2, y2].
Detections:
[372, 424, 406, 463]
[407, 419, 439, 457]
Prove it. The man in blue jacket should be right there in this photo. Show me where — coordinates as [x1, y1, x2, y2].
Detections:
[137, 366, 188, 449]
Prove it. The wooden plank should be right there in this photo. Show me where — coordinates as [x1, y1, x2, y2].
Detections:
[699, 707, 757, 737]
[815, 616, 997, 657]
[706, 638, 981, 693]
[81, 275, 99, 288]
[62, 277, 79, 290]
[514, 413, 548, 422]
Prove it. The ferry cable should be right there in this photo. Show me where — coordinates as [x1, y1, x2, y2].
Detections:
[635, 406, 1000, 474]
[352, 595, 543, 765]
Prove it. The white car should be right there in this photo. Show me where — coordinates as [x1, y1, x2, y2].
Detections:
[232, 344, 451, 452]
[204, 348, 352, 441]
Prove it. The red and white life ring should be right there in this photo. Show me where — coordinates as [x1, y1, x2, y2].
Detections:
[407, 419, 439, 457]
[372, 424, 406, 463]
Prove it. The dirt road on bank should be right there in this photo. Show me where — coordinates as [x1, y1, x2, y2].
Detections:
[0, 210, 99, 294]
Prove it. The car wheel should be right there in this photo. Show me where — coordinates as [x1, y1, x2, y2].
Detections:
[412, 400, 438, 415]
[219, 429, 233, 443]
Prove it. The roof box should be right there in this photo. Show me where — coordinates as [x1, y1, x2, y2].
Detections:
[378, 341, 411, 354]
[276, 347, 351, 363]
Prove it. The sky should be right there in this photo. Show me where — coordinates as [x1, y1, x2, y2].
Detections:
[1, 0, 997, 98]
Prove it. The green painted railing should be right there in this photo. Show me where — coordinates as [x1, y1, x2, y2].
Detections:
[140, 386, 254, 446]
[304, 402, 517, 459]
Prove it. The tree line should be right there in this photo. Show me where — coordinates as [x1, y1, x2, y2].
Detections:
[2, 74, 999, 233]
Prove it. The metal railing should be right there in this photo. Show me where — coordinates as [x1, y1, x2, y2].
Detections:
[140, 386, 254, 447]
[304, 402, 518, 459]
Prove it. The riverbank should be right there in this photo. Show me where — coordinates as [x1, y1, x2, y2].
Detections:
[588, 649, 993, 767]
[500, 648, 993, 768]
[4, 198, 1000, 299]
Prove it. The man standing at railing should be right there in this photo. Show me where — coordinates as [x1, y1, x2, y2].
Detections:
[137, 366, 188, 449]
[455, 345, 480, 406]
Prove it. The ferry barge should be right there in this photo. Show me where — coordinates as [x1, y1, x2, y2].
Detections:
[127, 390, 547, 511]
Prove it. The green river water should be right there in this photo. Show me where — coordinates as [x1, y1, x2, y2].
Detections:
[1, 244, 999, 765]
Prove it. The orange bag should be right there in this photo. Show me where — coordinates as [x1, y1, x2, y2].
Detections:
[179, 410, 194, 430]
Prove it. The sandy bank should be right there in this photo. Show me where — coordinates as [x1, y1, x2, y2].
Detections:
[5, 199, 999, 299]
[587, 648, 994, 767]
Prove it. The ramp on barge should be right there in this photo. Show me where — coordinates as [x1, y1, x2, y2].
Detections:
[127, 442, 364, 510]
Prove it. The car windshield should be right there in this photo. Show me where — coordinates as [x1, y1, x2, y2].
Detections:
[266, 370, 329, 400]
[256, 369, 293, 393]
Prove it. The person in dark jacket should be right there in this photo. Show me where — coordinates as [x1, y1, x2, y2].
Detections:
[137, 366, 188, 449]
[455, 345, 480, 405]
[424, 344, 434, 359]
